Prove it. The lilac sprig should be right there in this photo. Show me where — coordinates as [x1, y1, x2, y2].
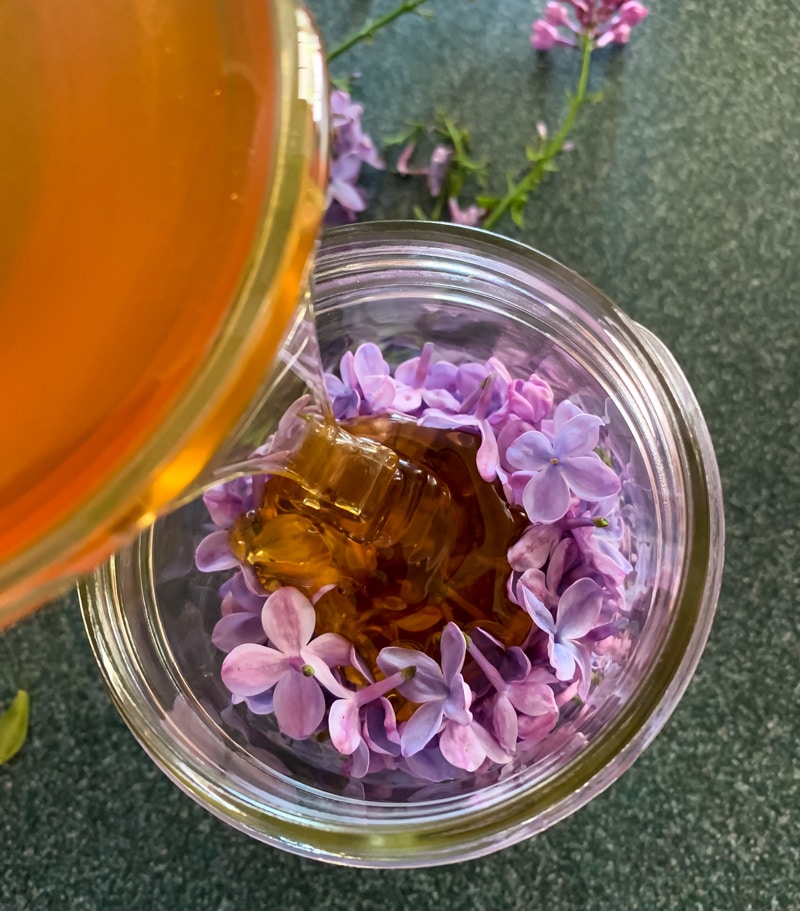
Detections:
[199, 340, 633, 781]
[380, 1, 647, 231]
[325, 90, 385, 227]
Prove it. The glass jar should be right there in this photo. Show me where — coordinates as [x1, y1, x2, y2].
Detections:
[0, 1, 327, 625]
[79, 222, 724, 867]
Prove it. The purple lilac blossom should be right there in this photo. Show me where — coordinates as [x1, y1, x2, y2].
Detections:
[200, 340, 633, 781]
[221, 587, 350, 740]
[531, 0, 649, 50]
[325, 90, 385, 226]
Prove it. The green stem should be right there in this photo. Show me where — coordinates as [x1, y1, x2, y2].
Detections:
[482, 35, 594, 230]
[327, 0, 432, 64]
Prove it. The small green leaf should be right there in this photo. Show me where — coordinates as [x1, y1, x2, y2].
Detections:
[412, 204, 430, 221]
[0, 690, 29, 765]
[510, 202, 526, 229]
[475, 195, 501, 208]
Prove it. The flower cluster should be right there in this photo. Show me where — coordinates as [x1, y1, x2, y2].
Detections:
[325, 90, 385, 226]
[532, 0, 649, 50]
[198, 343, 632, 781]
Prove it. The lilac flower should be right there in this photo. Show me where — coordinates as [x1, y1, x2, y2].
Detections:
[428, 145, 453, 197]
[438, 713, 510, 772]
[325, 90, 385, 226]
[221, 587, 350, 740]
[195, 530, 239, 573]
[447, 197, 486, 227]
[468, 632, 558, 752]
[419, 374, 501, 482]
[520, 577, 603, 696]
[392, 342, 435, 413]
[202, 476, 255, 528]
[211, 572, 268, 653]
[532, 0, 648, 51]
[377, 622, 472, 757]
[352, 343, 397, 413]
[328, 670, 410, 777]
[505, 401, 620, 523]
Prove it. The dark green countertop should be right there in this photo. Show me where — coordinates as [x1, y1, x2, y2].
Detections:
[2, 1, 799, 907]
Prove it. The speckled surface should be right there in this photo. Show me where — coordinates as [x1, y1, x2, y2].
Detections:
[2, 1, 799, 908]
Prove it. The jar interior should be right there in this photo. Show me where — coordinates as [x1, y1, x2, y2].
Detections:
[139, 277, 681, 805]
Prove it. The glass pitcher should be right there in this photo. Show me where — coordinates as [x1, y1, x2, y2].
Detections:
[0, 1, 328, 626]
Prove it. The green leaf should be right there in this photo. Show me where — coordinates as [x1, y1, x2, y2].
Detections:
[510, 201, 526, 229]
[0, 690, 29, 764]
[475, 195, 501, 208]
[412, 205, 430, 221]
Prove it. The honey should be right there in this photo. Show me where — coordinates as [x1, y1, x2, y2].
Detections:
[229, 414, 532, 677]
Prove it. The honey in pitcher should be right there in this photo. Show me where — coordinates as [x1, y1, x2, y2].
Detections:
[0, 1, 321, 615]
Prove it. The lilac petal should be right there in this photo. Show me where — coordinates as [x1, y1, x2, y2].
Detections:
[402, 745, 459, 782]
[440, 622, 466, 683]
[475, 418, 500, 482]
[556, 577, 603, 639]
[443, 679, 472, 727]
[219, 571, 268, 614]
[241, 690, 275, 715]
[211, 612, 267, 652]
[400, 702, 445, 757]
[507, 524, 558, 571]
[472, 721, 512, 765]
[517, 568, 551, 606]
[377, 647, 448, 702]
[328, 177, 366, 213]
[339, 350, 359, 389]
[561, 456, 621, 501]
[221, 644, 288, 697]
[492, 694, 519, 753]
[195, 531, 239, 572]
[517, 708, 557, 743]
[353, 342, 389, 379]
[549, 639, 578, 681]
[520, 586, 557, 636]
[203, 478, 253, 528]
[553, 400, 583, 433]
[439, 721, 485, 772]
[573, 645, 594, 700]
[545, 537, 578, 592]
[392, 385, 422, 414]
[298, 651, 351, 698]
[272, 671, 325, 740]
[554, 413, 602, 459]
[522, 467, 571, 524]
[328, 699, 362, 755]
[505, 430, 554, 471]
[507, 469, 536, 507]
[506, 679, 557, 717]
[261, 587, 315, 654]
[360, 374, 396, 411]
[364, 698, 401, 756]
[421, 386, 461, 412]
[394, 355, 423, 387]
[501, 646, 531, 683]
[305, 632, 351, 668]
[349, 741, 371, 779]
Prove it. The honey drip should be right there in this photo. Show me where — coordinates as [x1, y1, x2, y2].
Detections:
[228, 415, 532, 677]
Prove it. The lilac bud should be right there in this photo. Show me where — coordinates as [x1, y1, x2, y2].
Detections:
[544, 1, 571, 27]
[618, 1, 649, 26]
[531, 20, 561, 50]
